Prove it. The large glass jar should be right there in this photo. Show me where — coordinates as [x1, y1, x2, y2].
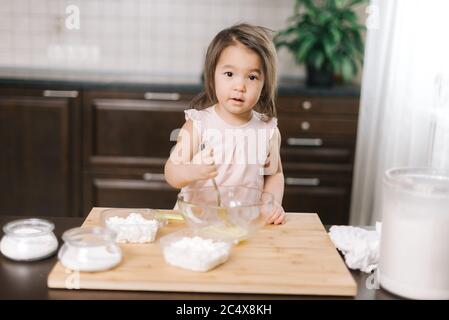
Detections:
[0, 218, 58, 261]
[380, 167, 449, 299]
[58, 227, 122, 272]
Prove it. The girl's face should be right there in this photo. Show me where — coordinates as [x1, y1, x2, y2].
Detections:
[214, 42, 264, 122]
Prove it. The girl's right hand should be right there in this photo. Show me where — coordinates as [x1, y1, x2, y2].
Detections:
[187, 146, 218, 182]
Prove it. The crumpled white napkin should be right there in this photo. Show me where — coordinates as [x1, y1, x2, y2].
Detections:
[328, 222, 382, 273]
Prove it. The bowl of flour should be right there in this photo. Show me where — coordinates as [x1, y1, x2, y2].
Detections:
[101, 208, 166, 243]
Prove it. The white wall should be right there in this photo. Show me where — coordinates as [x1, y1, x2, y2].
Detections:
[0, 0, 300, 82]
[0, 0, 367, 83]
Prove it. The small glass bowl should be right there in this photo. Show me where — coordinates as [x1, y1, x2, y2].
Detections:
[159, 228, 234, 272]
[58, 227, 122, 272]
[101, 208, 167, 243]
[0, 218, 58, 261]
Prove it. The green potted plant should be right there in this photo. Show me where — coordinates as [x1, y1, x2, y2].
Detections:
[274, 0, 366, 87]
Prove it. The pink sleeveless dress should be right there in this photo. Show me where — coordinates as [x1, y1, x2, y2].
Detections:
[177, 104, 278, 202]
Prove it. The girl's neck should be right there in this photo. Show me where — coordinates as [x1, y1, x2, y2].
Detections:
[214, 103, 253, 126]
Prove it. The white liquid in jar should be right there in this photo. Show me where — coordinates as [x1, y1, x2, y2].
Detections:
[380, 174, 449, 299]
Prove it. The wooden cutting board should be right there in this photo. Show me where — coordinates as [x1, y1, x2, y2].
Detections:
[47, 207, 356, 296]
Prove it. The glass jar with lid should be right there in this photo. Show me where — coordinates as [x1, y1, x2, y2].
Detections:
[0, 218, 58, 261]
[58, 226, 122, 272]
[380, 167, 449, 299]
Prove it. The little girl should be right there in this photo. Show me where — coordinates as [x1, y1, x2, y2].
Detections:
[164, 23, 285, 224]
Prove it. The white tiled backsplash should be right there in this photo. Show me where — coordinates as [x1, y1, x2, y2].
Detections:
[0, 0, 303, 83]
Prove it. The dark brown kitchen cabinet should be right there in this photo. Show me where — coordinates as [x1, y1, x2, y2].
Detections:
[82, 89, 194, 215]
[0, 87, 81, 217]
[83, 168, 179, 213]
[282, 162, 353, 225]
[278, 95, 359, 225]
[80, 89, 359, 223]
[0, 80, 359, 224]
[283, 186, 349, 224]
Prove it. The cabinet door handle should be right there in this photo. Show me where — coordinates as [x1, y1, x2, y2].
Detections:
[142, 173, 166, 182]
[287, 138, 323, 147]
[43, 90, 78, 98]
[285, 177, 320, 186]
[144, 92, 180, 101]
[302, 100, 312, 110]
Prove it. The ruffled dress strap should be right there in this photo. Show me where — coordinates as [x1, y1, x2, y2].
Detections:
[184, 108, 204, 137]
[184, 108, 203, 122]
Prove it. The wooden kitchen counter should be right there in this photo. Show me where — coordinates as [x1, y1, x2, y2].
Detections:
[0, 215, 402, 300]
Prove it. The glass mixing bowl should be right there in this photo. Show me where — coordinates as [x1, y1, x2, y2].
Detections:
[177, 186, 274, 242]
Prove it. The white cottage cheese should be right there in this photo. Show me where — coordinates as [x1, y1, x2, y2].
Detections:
[162, 236, 231, 272]
[105, 213, 159, 243]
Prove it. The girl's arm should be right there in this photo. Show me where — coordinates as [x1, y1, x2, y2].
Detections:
[263, 164, 284, 208]
[164, 120, 217, 189]
[263, 128, 285, 224]
[164, 120, 197, 189]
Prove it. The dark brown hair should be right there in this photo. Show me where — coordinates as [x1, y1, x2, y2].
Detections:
[189, 23, 278, 119]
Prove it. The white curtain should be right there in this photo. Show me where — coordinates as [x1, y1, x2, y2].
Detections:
[350, 0, 449, 225]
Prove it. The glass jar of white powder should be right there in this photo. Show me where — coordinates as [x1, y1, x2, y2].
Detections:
[58, 227, 122, 272]
[0, 218, 58, 261]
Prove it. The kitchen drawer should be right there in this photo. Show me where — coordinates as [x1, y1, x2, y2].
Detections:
[282, 163, 353, 187]
[281, 135, 356, 164]
[281, 145, 354, 164]
[83, 167, 179, 215]
[281, 163, 353, 224]
[83, 90, 194, 167]
[0, 86, 80, 98]
[278, 115, 358, 138]
[282, 186, 350, 225]
[277, 96, 359, 115]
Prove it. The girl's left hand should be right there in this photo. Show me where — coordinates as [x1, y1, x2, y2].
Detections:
[267, 201, 285, 225]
